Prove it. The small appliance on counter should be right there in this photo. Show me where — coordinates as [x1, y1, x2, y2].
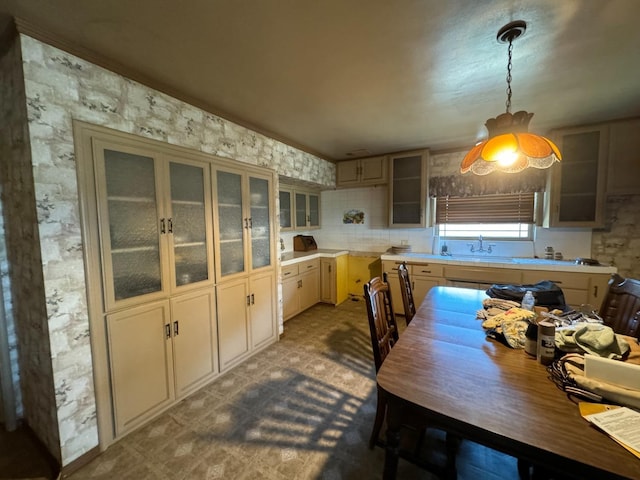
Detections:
[293, 235, 318, 252]
[574, 258, 601, 266]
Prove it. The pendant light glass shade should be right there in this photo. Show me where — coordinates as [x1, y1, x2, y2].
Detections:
[461, 21, 562, 175]
[460, 111, 562, 175]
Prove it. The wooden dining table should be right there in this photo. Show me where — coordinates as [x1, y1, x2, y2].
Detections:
[376, 286, 640, 480]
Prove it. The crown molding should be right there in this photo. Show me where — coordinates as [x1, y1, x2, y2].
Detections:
[12, 16, 333, 162]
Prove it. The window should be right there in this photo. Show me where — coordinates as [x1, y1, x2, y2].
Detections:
[436, 193, 535, 240]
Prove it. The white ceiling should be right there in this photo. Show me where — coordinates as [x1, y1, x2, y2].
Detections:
[2, 0, 640, 161]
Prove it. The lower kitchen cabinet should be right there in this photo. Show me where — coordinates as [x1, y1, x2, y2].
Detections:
[320, 256, 348, 305]
[410, 264, 444, 306]
[382, 260, 443, 315]
[107, 287, 217, 437]
[521, 270, 610, 311]
[282, 259, 320, 321]
[217, 271, 277, 370]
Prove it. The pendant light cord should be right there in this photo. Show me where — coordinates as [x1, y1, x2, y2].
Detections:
[505, 39, 513, 114]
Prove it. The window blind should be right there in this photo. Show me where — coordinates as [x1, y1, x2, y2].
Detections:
[435, 192, 535, 224]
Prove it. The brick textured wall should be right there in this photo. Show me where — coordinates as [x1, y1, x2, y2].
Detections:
[592, 194, 640, 279]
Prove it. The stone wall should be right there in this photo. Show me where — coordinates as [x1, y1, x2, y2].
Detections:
[592, 194, 640, 279]
[15, 33, 335, 466]
[0, 35, 60, 459]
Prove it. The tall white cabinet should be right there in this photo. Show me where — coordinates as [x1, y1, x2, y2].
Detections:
[75, 122, 277, 446]
[212, 165, 277, 370]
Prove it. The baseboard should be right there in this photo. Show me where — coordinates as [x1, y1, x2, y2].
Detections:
[60, 446, 100, 478]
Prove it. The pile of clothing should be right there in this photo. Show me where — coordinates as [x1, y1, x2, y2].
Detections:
[477, 298, 536, 348]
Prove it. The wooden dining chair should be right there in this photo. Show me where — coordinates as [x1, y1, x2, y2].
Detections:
[598, 273, 640, 338]
[397, 262, 416, 325]
[363, 274, 399, 449]
[363, 275, 458, 478]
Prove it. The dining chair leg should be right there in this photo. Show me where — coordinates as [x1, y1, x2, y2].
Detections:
[369, 392, 386, 449]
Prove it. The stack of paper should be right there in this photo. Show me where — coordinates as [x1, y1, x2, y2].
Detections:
[580, 403, 640, 458]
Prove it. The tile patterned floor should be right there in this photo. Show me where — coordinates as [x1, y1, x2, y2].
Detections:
[6, 297, 522, 479]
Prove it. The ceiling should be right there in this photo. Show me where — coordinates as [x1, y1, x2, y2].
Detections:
[2, 0, 640, 161]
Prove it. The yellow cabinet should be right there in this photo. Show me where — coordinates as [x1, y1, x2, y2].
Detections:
[320, 256, 348, 305]
[336, 156, 387, 187]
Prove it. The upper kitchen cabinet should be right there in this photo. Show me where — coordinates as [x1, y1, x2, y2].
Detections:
[607, 117, 640, 195]
[388, 150, 428, 228]
[213, 165, 275, 280]
[294, 189, 320, 230]
[279, 186, 294, 231]
[93, 139, 214, 311]
[336, 156, 388, 188]
[544, 124, 609, 228]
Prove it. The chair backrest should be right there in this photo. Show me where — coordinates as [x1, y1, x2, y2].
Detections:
[397, 262, 416, 324]
[598, 273, 640, 338]
[363, 274, 399, 372]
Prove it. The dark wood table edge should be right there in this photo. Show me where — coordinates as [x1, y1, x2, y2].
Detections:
[380, 388, 634, 480]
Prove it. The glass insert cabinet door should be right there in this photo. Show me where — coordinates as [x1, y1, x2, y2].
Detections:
[169, 160, 211, 287]
[215, 169, 246, 276]
[101, 147, 164, 303]
[249, 176, 271, 270]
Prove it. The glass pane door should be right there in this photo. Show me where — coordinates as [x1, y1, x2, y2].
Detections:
[216, 170, 245, 276]
[249, 176, 271, 269]
[308, 194, 319, 227]
[295, 192, 307, 228]
[279, 190, 292, 229]
[104, 149, 162, 300]
[170, 161, 209, 287]
[391, 154, 423, 225]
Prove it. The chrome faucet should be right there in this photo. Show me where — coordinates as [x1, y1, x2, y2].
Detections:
[468, 235, 495, 254]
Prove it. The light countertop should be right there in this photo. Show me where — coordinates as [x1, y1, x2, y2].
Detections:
[280, 249, 349, 265]
[380, 252, 617, 274]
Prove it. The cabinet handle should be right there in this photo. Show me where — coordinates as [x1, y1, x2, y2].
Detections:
[329, 265, 332, 273]
[549, 280, 563, 284]
[160, 218, 166, 234]
[594, 285, 598, 297]
[246, 295, 251, 306]
[173, 320, 179, 336]
[307, 215, 310, 224]
[168, 218, 173, 233]
[420, 270, 431, 274]
[165, 323, 171, 339]
[248, 217, 253, 228]
[244, 218, 249, 229]
[298, 280, 302, 288]
[251, 293, 255, 305]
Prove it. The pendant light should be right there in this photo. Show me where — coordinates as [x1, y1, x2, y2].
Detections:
[461, 21, 561, 175]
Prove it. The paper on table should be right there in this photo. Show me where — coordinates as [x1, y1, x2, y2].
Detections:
[584, 406, 640, 457]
